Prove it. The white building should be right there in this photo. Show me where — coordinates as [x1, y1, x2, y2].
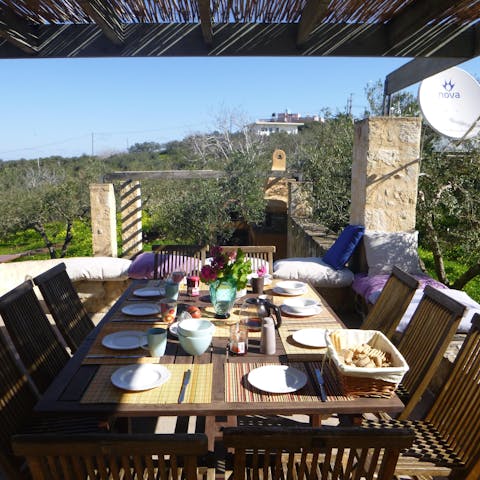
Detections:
[253, 121, 304, 136]
[253, 111, 322, 136]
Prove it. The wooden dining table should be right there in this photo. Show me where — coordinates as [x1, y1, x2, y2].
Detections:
[36, 278, 404, 448]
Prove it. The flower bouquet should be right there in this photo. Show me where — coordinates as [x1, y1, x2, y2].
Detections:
[200, 246, 252, 318]
[200, 246, 252, 291]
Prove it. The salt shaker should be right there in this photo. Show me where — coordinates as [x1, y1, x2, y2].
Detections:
[260, 316, 276, 355]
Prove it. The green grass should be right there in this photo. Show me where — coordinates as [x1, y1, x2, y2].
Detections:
[0, 221, 93, 260]
[419, 247, 480, 303]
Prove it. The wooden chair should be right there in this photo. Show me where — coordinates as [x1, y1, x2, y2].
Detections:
[218, 245, 276, 274]
[0, 280, 70, 394]
[0, 322, 108, 480]
[361, 266, 419, 340]
[33, 262, 95, 354]
[13, 432, 209, 480]
[223, 425, 413, 480]
[395, 285, 465, 419]
[363, 313, 480, 479]
[151, 244, 207, 280]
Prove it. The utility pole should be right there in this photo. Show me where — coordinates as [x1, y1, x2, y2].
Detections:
[346, 93, 353, 118]
[91, 132, 95, 157]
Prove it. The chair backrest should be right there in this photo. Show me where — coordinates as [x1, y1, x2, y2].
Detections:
[152, 244, 207, 279]
[223, 425, 413, 480]
[397, 285, 465, 419]
[0, 280, 70, 394]
[13, 432, 208, 480]
[218, 245, 276, 275]
[0, 326, 39, 480]
[425, 313, 480, 477]
[361, 266, 419, 339]
[33, 262, 94, 353]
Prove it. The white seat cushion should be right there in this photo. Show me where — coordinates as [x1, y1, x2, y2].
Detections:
[273, 257, 354, 287]
[0, 257, 131, 296]
[397, 287, 480, 334]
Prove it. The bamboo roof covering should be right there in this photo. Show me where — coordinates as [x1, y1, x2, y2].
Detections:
[0, 0, 479, 59]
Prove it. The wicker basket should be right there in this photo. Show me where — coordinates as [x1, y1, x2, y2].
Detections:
[325, 329, 409, 398]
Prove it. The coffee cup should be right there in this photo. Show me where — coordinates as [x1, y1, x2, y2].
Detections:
[142, 327, 167, 357]
[165, 280, 180, 300]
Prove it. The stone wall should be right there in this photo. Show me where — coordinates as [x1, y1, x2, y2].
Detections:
[350, 117, 421, 231]
[287, 217, 336, 258]
[75, 279, 130, 314]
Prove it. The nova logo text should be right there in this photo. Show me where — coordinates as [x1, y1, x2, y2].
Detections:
[439, 79, 460, 99]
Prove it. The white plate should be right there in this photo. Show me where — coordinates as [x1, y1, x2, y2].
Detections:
[272, 286, 307, 296]
[280, 304, 322, 317]
[247, 365, 307, 393]
[101, 331, 147, 350]
[121, 303, 160, 316]
[169, 321, 179, 337]
[133, 287, 165, 297]
[292, 328, 327, 348]
[111, 364, 171, 391]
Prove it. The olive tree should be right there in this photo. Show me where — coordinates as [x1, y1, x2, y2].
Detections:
[293, 113, 354, 232]
[0, 161, 97, 258]
[143, 111, 270, 245]
[417, 132, 480, 288]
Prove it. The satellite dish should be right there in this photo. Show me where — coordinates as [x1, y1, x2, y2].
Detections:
[418, 67, 480, 139]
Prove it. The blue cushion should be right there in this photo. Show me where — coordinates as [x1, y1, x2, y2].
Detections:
[322, 224, 365, 270]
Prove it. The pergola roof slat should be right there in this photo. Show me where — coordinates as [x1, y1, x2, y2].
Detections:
[0, 0, 478, 61]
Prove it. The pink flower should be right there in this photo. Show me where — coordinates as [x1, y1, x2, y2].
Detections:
[200, 265, 217, 283]
[257, 265, 267, 277]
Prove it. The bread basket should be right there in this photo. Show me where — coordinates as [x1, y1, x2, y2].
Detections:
[325, 329, 409, 397]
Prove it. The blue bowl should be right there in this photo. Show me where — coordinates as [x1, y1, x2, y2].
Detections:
[178, 331, 212, 356]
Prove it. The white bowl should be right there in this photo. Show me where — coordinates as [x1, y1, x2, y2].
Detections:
[283, 297, 318, 313]
[276, 280, 306, 294]
[177, 319, 215, 338]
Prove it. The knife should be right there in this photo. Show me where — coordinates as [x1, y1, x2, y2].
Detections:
[315, 368, 328, 402]
[178, 369, 192, 403]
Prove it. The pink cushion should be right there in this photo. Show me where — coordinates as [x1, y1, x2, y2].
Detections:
[128, 252, 200, 279]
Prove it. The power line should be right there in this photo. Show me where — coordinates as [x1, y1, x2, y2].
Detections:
[0, 122, 209, 157]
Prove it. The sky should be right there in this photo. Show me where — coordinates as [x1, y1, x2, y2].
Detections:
[1, 55, 480, 161]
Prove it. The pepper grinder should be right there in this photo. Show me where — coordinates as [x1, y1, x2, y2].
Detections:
[260, 316, 276, 355]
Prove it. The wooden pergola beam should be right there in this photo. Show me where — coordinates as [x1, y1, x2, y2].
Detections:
[385, 57, 470, 95]
[79, 0, 124, 45]
[297, 0, 330, 47]
[386, 0, 458, 50]
[0, 6, 37, 54]
[197, 0, 213, 47]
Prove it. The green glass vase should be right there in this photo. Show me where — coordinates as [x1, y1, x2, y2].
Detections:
[209, 276, 237, 319]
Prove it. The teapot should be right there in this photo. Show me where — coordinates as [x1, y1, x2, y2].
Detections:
[240, 297, 282, 332]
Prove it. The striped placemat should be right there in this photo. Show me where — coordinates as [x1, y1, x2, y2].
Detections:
[81, 363, 213, 404]
[87, 321, 165, 356]
[224, 361, 352, 403]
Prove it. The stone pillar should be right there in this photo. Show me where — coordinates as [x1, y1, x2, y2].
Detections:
[90, 184, 118, 257]
[350, 117, 422, 231]
[120, 180, 143, 258]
